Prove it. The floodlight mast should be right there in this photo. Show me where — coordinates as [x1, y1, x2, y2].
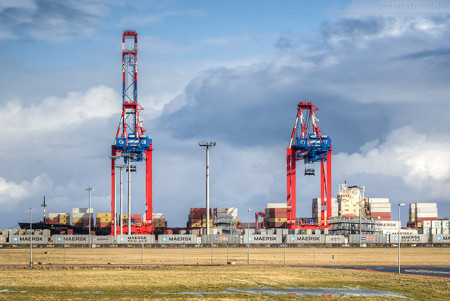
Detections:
[199, 141, 216, 235]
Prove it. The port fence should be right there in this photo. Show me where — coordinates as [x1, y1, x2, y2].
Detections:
[1, 243, 449, 267]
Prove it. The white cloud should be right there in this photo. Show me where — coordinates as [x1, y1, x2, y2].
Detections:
[0, 174, 52, 209]
[335, 127, 450, 187]
[0, 85, 120, 139]
[0, 0, 116, 41]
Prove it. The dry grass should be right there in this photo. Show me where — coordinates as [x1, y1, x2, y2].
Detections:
[0, 265, 448, 300]
[0, 246, 448, 266]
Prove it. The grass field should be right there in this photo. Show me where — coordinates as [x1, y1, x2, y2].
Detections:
[0, 265, 449, 300]
[0, 247, 449, 300]
[0, 246, 448, 266]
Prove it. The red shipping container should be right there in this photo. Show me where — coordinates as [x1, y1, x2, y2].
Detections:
[265, 208, 288, 218]
[67, 229, 74, 235]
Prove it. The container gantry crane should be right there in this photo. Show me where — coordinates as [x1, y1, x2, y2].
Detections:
[254, 211, 266, 230]
[110, 31, 153, 235]
[286, 101, 332, 229]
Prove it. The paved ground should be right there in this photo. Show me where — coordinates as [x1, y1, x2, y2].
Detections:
[325, 265, 450, 278]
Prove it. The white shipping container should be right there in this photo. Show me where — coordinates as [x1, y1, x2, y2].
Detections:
[287, 234, 325, 244]
[390, 234, 429, 244]
[416, 213, 438, 218]
[374, 221, 400, 228]
[326, 235, 345, 244]
[409, 203, 416, 209]
[370, 208, 391, 213]
[152, 213, 164, 219]
[52, 235, 89, 244]
[382, 229, 418, 235]
[432, 221, 442, 228]
[158, 234, 198, 245]
[430, 228, 442, 234]
[266, 203, 288, 209]
[11, 235, 49, 244]
[442, 221, 450, 228]
[245, 234, 283, 244]
[422, 221, 432, 228]
[432, 234, 450, 243]
[416, 208, 438, 213]
[442, 228, 449, 234]
[415, 203, 437, 208]
[370, 203, 391, 208]
[72, 208, 93, 214]
[369, 198, 390, 203]
[117, 235, 156, 244]
[420, 228, 431, 234]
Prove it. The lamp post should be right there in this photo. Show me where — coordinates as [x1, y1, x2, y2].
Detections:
[247, 208, 251, 265]
[86, 186, 94, 247]
[29, 208, 32, 267]
[198, 141, 216, 235]
[398, 202, 405, 274]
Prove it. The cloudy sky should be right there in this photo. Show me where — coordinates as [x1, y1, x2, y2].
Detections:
[1, 0, 449, 229]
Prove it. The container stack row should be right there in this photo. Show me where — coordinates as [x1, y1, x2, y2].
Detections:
[153, 213, 167, 229]
[187, 208, 213, 229]
[214, 208, 238, 234]
[46, 213, 70, 225]
[409, 203, 438, 224]
[369, 198, 391, 221]
[96, 213, 111, 229]
[265, 203, 287, 228]
[72, 208, 93, 228]
[311, 198, 338, 219]
[418, 220, 449, 234]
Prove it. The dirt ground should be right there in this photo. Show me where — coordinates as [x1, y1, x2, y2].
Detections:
[0, 246, 448, 266]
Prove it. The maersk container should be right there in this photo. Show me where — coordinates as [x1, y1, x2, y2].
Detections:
[442, 220, 449, 228]
[287, 234, 325, 244]
[201, 235, 240, 244]
[158, 234, 198, 245]
[326, 235, 345, 244]
[432, 234, 450, 243]
[432, 221, 442, 228]
[0, 235, 5, 244]
[390, 234, 429, 244]
[92, 236, 113, 244]
[244, 234, 283, 244]
[374, 221, 400, 229]
[11, 235, 49, 244]
[349, 234, 386, 244]
[52, 235, 89, 244]
[116, 235, 155, 244]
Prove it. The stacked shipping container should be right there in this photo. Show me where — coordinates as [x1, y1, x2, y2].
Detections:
[153, 213, 167, 229]
[312, 198, 338, 219]
[72, 208, 93, 228]
[369, 198, 391, 221]
[187, 208, 213, 228]
[46, 213, 70, 225]
[214, 208, 238, 233]
[96, 213, 111, 228]
[409, 203, 438, 224]
[265, 203, 287, 228]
